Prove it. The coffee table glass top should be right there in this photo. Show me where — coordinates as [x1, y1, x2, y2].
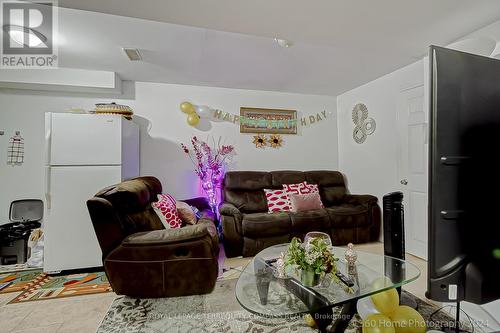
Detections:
[235, 243, 420, 317]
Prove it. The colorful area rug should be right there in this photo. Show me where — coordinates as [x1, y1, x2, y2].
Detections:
[0, 269, 43, 294]
[8, 271, 112, 303]
[97, 279, 457, 333]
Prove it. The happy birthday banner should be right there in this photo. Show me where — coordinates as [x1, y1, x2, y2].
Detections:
[180, 101, 332, 129]
[213, 109, 331, 128]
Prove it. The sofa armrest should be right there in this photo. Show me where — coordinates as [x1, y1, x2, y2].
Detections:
[344, 194, 378, 206]
[180, 197, 216, 226]
[198, 209, 215, 223]
[122, 223, 215, 246]
[220, 202, 241, 216]
[181, 197, 211, 212]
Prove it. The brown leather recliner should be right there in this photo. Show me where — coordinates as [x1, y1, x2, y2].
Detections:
[221, 171, 381, 257]
[87, 176, 219, 298]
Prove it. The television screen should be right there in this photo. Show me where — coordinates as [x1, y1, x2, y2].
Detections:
[427, 46, 500, 304]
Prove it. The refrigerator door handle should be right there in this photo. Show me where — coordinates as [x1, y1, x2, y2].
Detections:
[45, 112, 52, 166]
[45, 166, 51, 209]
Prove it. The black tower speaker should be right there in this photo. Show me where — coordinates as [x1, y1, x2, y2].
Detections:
[383, 192, 405, 260]
[383, 191, 417, 309]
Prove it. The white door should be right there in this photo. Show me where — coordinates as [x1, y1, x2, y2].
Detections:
[397, 85, 428, 259]
[48, 113, 122, 166]
[44, 165, 121, 272]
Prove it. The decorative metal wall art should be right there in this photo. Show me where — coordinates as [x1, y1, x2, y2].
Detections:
[269, 134, 283, 148]
[252, 134, 267, 148]
[252, 134, 284, 149]
[240, 107, 297, 134]
[352, 103, 376, 144]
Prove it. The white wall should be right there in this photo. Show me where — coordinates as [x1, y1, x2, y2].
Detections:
[336, 60, 424, 203]
[0, 82, 338, 222]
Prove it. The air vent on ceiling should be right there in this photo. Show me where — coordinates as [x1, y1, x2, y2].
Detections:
[123, 48, 142, 61]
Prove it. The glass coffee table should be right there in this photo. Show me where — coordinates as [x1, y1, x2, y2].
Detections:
[235, 243, 420, 333]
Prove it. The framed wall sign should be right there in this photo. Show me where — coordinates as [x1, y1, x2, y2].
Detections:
[239, 107, 297, 134]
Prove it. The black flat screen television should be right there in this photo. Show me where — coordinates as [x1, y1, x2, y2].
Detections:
[427, 46, 500, 304]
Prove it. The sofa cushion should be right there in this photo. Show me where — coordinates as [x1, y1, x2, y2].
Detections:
[242, 212, 291, 237]
[305, 171, 346, 205]
[326, 204, 369, 227]
[124, 205, 165, 232]
[224, 189, 268, 213]
[305, 171, 344, 187]
[271, 171, 306, 187]
[322, 187, 347, 205]
[122, 223, 211, 246]
[290, 209, 330, 233]
[224, 171, 272, 190]
[96, 177, 161, 213]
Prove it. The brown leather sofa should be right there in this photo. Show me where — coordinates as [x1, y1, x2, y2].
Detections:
[221, 171, 381, 257]
[87, 176, 219, 298]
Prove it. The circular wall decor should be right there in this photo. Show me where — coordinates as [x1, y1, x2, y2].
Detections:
[352, 103, 368, 124]
[353, 125, 367, 144]
[352, 103, 376, 144]
[364, 117, 376, 135]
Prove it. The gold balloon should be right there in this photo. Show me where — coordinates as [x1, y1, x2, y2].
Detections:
[389, 306, 426, 333]
[371, 288, 399, 315]
[362, 313, 395, 333]
[180, 101, 195, 114]
[187, 113, 200, 126]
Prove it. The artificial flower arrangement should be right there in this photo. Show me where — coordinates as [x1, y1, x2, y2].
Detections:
[181, 136, 235, 213]
[284, 237, 338, 287]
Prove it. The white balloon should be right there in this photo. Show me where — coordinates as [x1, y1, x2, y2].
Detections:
[196, 105, 213, 119]
[356, 296, 379, 320]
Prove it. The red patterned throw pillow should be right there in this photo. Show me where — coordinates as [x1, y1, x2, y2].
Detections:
[306, 183, 321, 195]
[283, 182, 323, 208]
[264, 189, 291, 213]
[152, 193, 182, 229]
[282, 182, 308, 196]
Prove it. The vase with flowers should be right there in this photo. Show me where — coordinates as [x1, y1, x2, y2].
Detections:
[285, 237, 338, 287]
[181, 136, 235, 219]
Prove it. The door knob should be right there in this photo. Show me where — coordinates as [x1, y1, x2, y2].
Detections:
[400, 179, 408, 185]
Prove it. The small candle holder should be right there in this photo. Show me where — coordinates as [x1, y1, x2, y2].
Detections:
[274, 252, 287, 279]
[344, 243, 358, 275]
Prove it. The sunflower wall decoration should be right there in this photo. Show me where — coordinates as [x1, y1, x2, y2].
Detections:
[252, 134, 267, 148]
[269, 134, 283, 148]
[252, 134, 284, 149]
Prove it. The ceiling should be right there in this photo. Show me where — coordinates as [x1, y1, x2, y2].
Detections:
[53, 0, 500, 96]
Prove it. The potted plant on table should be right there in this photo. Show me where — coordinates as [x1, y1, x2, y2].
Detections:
[285, 237, 338, 287]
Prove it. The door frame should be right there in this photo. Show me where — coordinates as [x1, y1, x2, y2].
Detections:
[396, 83, 428, 260]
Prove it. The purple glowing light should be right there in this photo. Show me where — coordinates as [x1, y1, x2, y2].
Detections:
[182, 136, 234, 215]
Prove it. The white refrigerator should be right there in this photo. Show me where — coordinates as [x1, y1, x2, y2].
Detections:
[44, 112, 139, 273]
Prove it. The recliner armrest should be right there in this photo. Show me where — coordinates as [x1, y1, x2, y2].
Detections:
[122, 223, 214, 246]
[220, 202, 241, 216]
[198, 209, 215, 223]
[344, 194, 378, 206]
